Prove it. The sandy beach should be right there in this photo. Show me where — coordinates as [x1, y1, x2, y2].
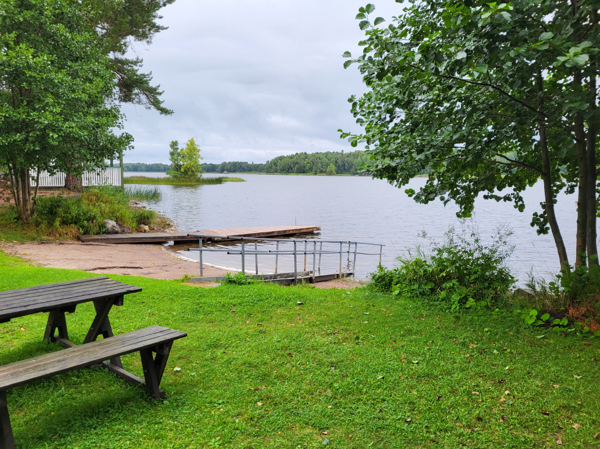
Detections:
[1, 241, 363, 288]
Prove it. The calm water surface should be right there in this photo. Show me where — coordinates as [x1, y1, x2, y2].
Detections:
[126, 172, 585, 283]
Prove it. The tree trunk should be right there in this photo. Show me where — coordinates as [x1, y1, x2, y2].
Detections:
[17, 168, 32, 222]
[65, 173, 83, 192]
[537, 74, 570, 272]
[574, 68, 588, 270]
[586, 59, 598, 267]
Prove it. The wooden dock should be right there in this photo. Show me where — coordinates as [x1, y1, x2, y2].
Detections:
[77, 226, 320, 244]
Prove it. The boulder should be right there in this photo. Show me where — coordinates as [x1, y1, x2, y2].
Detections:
[139, 225, 150, 233]
[104, 220, 121, 234]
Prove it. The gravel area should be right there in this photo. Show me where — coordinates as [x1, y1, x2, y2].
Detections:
[1, 241, 365, 288]
[1, 241, 230, 280]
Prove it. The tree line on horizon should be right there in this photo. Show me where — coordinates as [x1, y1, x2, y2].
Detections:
[124, 150, 371, 175]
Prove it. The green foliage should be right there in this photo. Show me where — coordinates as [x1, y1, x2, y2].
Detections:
[166, 138, 203, 180]
[88, 0, 174, 114]
[122, 163, 170, 172]
[341, 0, 600, 270]
[166, 141, 183, 177]
[325, 163, 337, 175]
[33, 187, 156, 235]
[1, 251, 599, 447]
[180, 138, 203, 179]
[222, 272, 257, 285]
[0, 0, 131, 221]
[263, 150, 370, 175]
[370, 226, 515, 310]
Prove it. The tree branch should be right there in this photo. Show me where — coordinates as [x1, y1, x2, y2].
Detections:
[407, 63, 547, 118]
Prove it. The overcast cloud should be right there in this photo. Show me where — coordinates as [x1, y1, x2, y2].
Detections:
[120, 0, 401, 164]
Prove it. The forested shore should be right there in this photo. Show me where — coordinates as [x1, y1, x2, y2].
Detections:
[124, 150, 370, 175]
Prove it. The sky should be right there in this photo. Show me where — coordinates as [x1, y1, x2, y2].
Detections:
[120, 0, 402, 164]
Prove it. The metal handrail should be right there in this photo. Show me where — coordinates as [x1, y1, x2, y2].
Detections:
[190, 235, 384, 283]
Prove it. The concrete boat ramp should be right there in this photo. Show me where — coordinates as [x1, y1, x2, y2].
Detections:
[78, 225, 320, 244]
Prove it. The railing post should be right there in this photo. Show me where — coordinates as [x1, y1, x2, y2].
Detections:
[275, 241, 279, 275]
[293, 240, 298, 284]
[347, 241, 351, 270]
[379, 245, 383, 267]
[255, 241, 259, 275]
[313, 241, 316, 284]
[199, 239, 203, 277]
[241, 239, 245, 275]
[339, 242, 343, 279]
[318, 241, 323, 274]
[304, 240, 307, 272]
[353, 242, 358, 279]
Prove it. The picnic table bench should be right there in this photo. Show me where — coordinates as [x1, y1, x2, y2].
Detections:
[0, 278, 187, 449]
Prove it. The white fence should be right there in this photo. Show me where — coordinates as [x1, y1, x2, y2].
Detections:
[31, 168, 122, 187]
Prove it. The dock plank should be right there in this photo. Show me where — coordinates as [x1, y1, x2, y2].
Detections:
[77, 226, 320, 244]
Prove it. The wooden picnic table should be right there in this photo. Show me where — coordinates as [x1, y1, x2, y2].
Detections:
[0, 277, 186, 449]
[0, 276, 141, 344]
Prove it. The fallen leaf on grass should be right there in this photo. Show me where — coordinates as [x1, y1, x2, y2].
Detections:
[505, 390, 510, 395]
[405, 418, 412, 423]
[583, 342, 591, 346]
[499, 398, 506, 402]
[553, 384, 559, 388]
[257, 323, 264, 326]
[322, 431, 328, 435]
[541, 411, 550, 415]
[557, 438, 563, 445]
[593, 433, 598, 439]
[256, 402, 263, 406]
[472, 391, 480, 395]
[572, 423, 580, 429]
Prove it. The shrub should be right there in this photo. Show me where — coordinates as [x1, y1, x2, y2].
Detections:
[370, 225, 515, 310]
[222, 272, 257, 285]
[33, 187, 156, 235]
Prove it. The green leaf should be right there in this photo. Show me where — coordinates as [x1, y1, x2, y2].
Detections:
[475, 63, 488, 74]
[500, 11, 511, 21]
[356, 12, 366, 19]
[539, 32, 554, 41]
[374, 17, 385, 26]
[365, 3, 376, 14]
[359, 20, 371, 30]
[594, 330, 600, 337]
[342, 51, 352, 58]
[541, 313, 550, 321]
[456, 51, 467, 60]
[535, 335, 545, 339]
[572, 54, 589, 65]
[343, 60, 353, 69]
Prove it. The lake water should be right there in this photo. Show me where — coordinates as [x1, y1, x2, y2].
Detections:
[125, 172, 586, 283]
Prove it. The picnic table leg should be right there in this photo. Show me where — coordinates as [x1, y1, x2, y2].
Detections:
[84, 297, 123, 368]
[140, 342, 173, 400]
[0, 390, 15, 449]
[44, 309, 70, 343]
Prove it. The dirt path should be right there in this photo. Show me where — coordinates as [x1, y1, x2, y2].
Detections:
[1, 241, 227, 280]
[1, 241, 365, 288]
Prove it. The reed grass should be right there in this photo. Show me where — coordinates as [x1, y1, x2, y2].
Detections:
[124, 176, 244, 185]
[124, 186, 161, 201]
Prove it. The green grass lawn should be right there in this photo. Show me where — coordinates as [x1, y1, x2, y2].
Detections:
[0, 251, 598, 448]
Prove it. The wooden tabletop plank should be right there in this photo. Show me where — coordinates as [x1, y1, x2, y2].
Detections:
[0, 278, 142, 321]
